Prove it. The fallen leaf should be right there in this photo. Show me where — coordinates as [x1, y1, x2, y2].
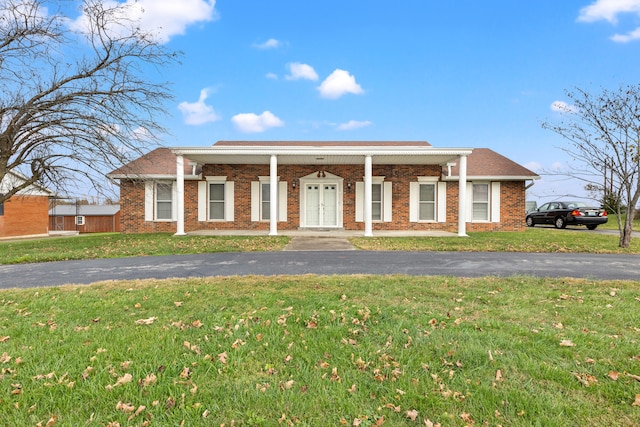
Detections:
[460, 412, 474, 424]
[633, 394, 640, 406]
[1, 352, 11, 363]
[608, 371, 620, 381]
[405, 410, 419, 421]
[559, 340, 575, 347]
[116, 401, 135, 413]
[218, 352, 228, 364]
[141, 373, 157, 387]
[574, 372, 597, 387]
[135, 317, 157, 325]
[348, 384, 357, 393]
[625, 373, 640, 382]
[114, 373, 133, 387]
[180, 367, 191, 379]
[174, 301, 183, 307]
[0, 336, 9, 343]
[495, 369, 503, 382]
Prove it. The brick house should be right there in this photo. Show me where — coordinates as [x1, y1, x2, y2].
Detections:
[0, 171, 54, 239]
[108, 141, 539, 236]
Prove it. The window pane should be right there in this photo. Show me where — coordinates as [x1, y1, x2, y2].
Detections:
[419, 184, 435, 202]
[372, 202, 381, 221]
[419, 203, 435, 221]
[210, 183, 224, 201]
[157, 201, 172, 220]
[473, 203, 489, 221]
[372, 184, 382, 202]
[209, 183, 225, 220]
[473, 184, 489, 202]
[261, 183, 270, 220]
[156, 183, 172, 201]
[210, 201, 224, 219]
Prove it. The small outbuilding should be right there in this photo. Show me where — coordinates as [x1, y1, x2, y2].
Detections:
[1, 171, 54, 239]
[49, 204, 121, 233]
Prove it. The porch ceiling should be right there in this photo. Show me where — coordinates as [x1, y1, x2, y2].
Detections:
[171, 147, 473, 166]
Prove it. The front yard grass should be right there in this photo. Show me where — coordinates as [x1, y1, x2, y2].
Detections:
[0, 227, 638, 265]
[0, 275, 638, 426]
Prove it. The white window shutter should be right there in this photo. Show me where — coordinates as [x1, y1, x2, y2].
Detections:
[466, 182, 473, 222]
[144, 181, 154, 221]
[355, 182, 364, 222]
[383, 181, 392, 222]
[278, 181, 287, 222]
[491, 182, 501, 223]
[171, 181, 178, 221]
[250, 181, 259, 222]
[437, 182, 447, 223]
[409, 182, 419, 222]
[198, 181, 207, 221]
[225, 181, 235, 221]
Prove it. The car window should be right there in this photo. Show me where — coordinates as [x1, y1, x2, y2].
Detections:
[549, 203, 558, 210]
[539, 203, 549, 211]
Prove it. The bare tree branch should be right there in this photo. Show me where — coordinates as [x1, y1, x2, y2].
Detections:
[0, 0, 180, 202]
[542, 84, 640, 248]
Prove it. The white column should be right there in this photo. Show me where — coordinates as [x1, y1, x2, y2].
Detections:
[458, 154, 468, 237]
[269, 154, 278, 236]
[175, 154, 186, 236]
[364, 155, 373, 237]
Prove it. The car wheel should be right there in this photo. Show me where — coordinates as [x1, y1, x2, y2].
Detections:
[526, 217, 535, 227]
[554, 216, 566, 229]
[586, 224, 598, 230]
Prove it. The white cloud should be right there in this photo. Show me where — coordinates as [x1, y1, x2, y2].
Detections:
[178, 89, 221, 125]
[317, 69, 364, 99]
[337, 120, 372, 131]
[524, 161, 543, 172]
[578, 0, 640, 23]
[550, 100, 578, 114]
[231, 111, 284, 133]
[70, 0, 218, 44]
[266, 72, 278, 80]
[611, 26, 640, 42]
[285, 63, 319, 81]
[578, 0, 640, 42]
[253, 38, 281, 49]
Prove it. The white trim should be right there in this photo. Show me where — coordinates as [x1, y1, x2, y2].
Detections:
[206, 176, 228, 181]
[198, 181, 207, 221]
[171, 181, 178, 222]
[251, 181, 260, 222]
[269, 155, 278, 235]
[457, 154, 468, 236]
[437, 182, 447, 223]
[278, 181, 287, 222]
[491, 182, 500, 223]
[225, 182, 235, 221]
[383, 181, 392, 222]
[409, 182, 418, 222]
[175, 155, 185, 235]
[364, 155, 373, 237]
[144, 181, 153, 222]
[355, 182, 364, 222]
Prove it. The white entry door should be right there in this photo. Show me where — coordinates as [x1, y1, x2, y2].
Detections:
[305, 183, 337, 227]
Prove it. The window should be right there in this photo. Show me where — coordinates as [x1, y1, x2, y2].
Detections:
[472, 183, 489, 221]
[371, 183, 382, 221]
[155, 182, 173, 220]
[261, 183, 271, 221]
[75, 216, 85, 226]
[419, 183, 436, 221]
[209, 183, 225, 220]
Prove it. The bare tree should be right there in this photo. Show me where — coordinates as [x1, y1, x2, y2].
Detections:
[0, 0, 178, 202]
[543, 84, 640, 248]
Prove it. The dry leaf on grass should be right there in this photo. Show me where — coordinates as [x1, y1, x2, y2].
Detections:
[559, 340, 575, 347]
[633, 394, 640, 406]
[608, 371, 620, 381]
[135, 317, 157, 325]
[405, 410, 419, 421]
[0, 336, 9, 343]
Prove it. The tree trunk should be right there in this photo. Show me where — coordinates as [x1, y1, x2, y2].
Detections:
[619, 223, 632, 248]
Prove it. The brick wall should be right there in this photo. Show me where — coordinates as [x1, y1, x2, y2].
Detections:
[119, 164, 527, 233]
[0, 195, 50, 238]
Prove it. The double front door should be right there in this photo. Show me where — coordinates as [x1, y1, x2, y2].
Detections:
[305, 183, 337, 227]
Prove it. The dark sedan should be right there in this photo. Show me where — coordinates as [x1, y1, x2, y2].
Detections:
[526, 201, 608, 230]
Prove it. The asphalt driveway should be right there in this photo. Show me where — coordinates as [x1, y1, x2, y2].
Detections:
[1, 250, 639, 288]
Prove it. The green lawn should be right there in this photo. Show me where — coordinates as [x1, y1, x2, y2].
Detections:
[1, 275, 638, 426]
[1, 226, 638, 265]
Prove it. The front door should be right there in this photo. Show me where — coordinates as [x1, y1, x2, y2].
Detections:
[305, 183, 337, 227]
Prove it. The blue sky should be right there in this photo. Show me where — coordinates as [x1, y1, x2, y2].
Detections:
[74, 0, 640, 202]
